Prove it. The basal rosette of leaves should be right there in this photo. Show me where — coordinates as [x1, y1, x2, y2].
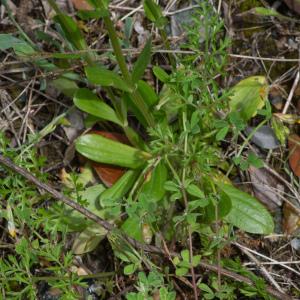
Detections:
[1, 0, 274, 286]
[68, 1, 273, 249]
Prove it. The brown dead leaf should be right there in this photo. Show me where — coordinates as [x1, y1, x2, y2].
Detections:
[283, 203, 300, 234]
[71, 0, 92, 10]
[248, 166, 283, 212]
[288, 134, 300, 177]
[90, 131, 129, 187]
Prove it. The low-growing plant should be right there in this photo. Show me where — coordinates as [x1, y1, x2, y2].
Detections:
[0, 133, 88, 299]
[0, 0, 277, 298]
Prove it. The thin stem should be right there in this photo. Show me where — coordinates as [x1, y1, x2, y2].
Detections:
[211, 182, 221, 290]
[31, 272, 115, 282]
[182, 111, 198, 300]
[226, 119, 267, 177]
[103, 16, 155, 127]
[103, 16, 131, 82]
[2, 0, 36, 48]
[160, 29, 176, 69]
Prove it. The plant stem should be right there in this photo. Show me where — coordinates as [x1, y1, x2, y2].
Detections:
[182, 111, 198, 300]
[226, 119, 267, 177]
[103, 17, 155, 127]
[160, 29, 176, 69]
[2, 0, 36, 48]
[103, 17, 131, 82]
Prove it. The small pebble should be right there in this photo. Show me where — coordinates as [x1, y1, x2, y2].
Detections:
[291, 238, 300, 251]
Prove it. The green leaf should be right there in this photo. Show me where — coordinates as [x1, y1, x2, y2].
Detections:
[205, 191, 232, 223]
[217, 183, 274, 234]
[271, 117, 289, 145]
[122, 93, 147, 127]
[192, 255, 201, 267]
[13, 43, 36, 56]
[216, 126, 229, 141]
[254, 7, 280, 17]
[0, 34, 26, 50]
[229, 76, 269, 122]
[100, 170, 140, 207]
[77, 8, 109, 20]
[124, 263, 138, 275]
[153, 66, 169, 82]
[109, 232, 140, 264]
[139, 161, 168, 202]
[172, 256, 180, 265]
[122, 215, 143, 242]
[188, 199, 209, 210]
[181, 249, 189, 262]
[186, 184, 205, 198]
[143, 0, 167, 28]
[138, 80, 159, 107]
[72, 223, 107, 254]
[164, 181, 179, 192]
[198, 283, 214, 295]
[132, 39, 152, 83]
[159, 287, 176, 300]
[124, 126, 146, 150]
[49, 52, 82, 59]
[247, 152, 264, 168]
[37, 113, 68, 141]
[75, 134, 150, 168]
[74, 88, 122, 125]
[63, 184, 106, 231]
[54, 13, 87, 50]
[85, 65, 132, 92]
[51, 77, 78, 98]
[175, 267, 189, 276]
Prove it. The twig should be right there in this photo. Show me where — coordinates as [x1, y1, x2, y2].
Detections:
[0, 154, 292, 300]
[237, 244, 285, 293]
[0, 154, 114, 232]
[230, 54, 300, 62]
[282, 71, 300, 114]
[196, 262, 291, 300]
[234, 242, 300, 277]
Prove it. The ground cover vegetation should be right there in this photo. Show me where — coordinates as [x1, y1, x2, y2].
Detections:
[0, 0, 300, 299]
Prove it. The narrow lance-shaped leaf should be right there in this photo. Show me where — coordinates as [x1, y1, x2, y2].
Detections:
[217, 183, 274, 234]
[100, 169, 140, 207]
[132, 39, 152, 83]
[0, 34, 26, 51]
[54, 13, 87, 50]
[85, 65, 132, 92]
[74, 88, 122, 126]
[143, 0, 167, 28]
[75, 0, 110, 20]
[153, 66, 169, 83]
[122, 93, 147, 127]
[75, 134, 151, 168]
[139, 161, 168, 202]
[51, 77, 78, 98]
[137, 80, 158, 107]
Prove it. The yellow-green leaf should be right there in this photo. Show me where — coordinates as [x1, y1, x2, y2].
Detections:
[75, 134, 150, 168]
[229, 76, 269, 121]
[74, 88, 122, 125]
[85, 65, 132, 92]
